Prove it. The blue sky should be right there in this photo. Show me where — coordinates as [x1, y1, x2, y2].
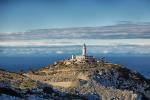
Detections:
[0, 0, 150, 32]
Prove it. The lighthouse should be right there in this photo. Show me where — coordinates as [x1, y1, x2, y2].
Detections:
[71, 43, 94, 62]
[82, 43, 86, 57]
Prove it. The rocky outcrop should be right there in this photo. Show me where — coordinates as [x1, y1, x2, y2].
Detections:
[25, 60, 150, 100]
[0, 59, 150, 100]
[0, 70, 87, 100]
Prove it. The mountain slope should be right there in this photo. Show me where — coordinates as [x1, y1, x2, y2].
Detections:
[25, 59, 150, 100]
[0, 69, 87, 100]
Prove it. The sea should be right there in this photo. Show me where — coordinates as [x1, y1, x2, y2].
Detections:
[0, 54, 150, 79]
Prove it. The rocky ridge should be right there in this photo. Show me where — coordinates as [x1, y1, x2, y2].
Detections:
[0, 69, 87, 100]
[0, 57, 150, 100]
[25, 59, 150, 100]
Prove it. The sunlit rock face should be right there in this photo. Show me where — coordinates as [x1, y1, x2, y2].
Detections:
[25, 59, 150, 100]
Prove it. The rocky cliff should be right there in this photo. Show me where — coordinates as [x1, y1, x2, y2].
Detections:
[25, 59, 150, 100]
[0, 59, 150, 100]
[0, 69, 86, 100]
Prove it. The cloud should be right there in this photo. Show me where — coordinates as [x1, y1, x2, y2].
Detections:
[0, 21, 150, 40]
[55, 51, 64, 54]
[0, 39, 150, 47]
[0, 44, 150, 56]
[0, 22, 150, 56]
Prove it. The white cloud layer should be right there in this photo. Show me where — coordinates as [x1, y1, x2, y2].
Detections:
[0, 39, 150, 47]
[0, 44, 150, 56]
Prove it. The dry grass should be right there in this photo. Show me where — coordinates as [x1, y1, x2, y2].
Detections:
[47, 81, 79, 88]
[0, 70, 38, 90]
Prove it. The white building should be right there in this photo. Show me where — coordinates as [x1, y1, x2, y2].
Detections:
[72, 44, 95, 63]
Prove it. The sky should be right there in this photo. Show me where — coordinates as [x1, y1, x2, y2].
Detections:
[0, 0, 150, 56]
[0, 0, 150, 32]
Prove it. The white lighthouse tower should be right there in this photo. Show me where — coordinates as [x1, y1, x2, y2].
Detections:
[82, 43, 86, 57]
[70, 43, 94, 62]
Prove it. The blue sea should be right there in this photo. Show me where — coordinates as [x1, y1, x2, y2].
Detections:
[0, 54, 150, 79]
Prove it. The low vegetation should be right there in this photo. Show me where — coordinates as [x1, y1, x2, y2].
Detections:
[0, 59, 150, 100]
